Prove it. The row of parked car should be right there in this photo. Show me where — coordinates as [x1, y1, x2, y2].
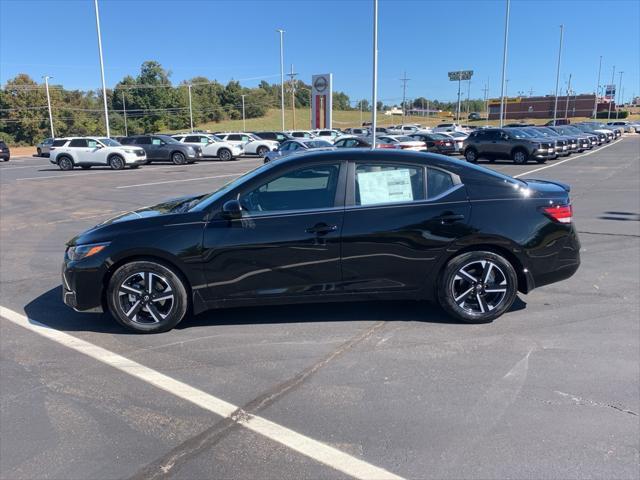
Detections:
[31, 118, 637, 170]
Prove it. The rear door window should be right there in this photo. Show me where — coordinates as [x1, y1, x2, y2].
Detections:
[52, 139, 67, 147]
[184, 136, 200, 143]
[355, 164, 425, 206]
[68, 139, 88, 148]
[427, 168, 455, 198]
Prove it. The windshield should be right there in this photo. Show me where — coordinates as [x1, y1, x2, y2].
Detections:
[303, 140, 332, 148]
[157, 135, 180, 144]
[537, 127, 559, 136]
[506, 129, 530, 139]
[396, 136, 416, 142]
[248, 134, 261, 141]
[99, 138, 121, 146]
[449, 132, 466, 138]
[190, 163, 274, 212]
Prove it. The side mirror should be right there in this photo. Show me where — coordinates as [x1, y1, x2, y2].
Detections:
[221, 199, 242, 220]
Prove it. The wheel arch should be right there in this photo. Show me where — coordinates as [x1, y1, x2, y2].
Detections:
[429, 242, 532, 301]
[56, 153, 74, 164]
[101, 253, 201, 314]
[510, 146, 529, 158]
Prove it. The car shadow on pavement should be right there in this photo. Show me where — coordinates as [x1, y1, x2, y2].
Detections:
[24, 285, 527, 334]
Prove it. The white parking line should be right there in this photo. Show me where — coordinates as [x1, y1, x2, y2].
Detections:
[0, 164, 48, 170]
[0, 305, 403, 480]
[116, 173, 240, 189]
[513, 137, 626, 178]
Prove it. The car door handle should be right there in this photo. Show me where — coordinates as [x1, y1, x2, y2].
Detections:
[306, 223, 337, 235]
[436, 214, 465, 224]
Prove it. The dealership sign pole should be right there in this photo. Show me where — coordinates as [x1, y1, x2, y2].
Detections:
[607, 65, 615, 120]
[448, 70, 473, 123]
[371, 0, 378, 149]
[42, 75, 55, 139]
[499, 0, 510, 127]
[94, 0, 110, 137]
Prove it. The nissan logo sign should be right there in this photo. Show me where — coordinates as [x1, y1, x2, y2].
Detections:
[314, 76, 328, 92]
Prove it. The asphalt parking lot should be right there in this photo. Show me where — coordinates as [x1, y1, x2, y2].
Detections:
[1, 138, 639, 479]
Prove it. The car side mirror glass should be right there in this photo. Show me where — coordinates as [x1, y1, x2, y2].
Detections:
[221, 199, 242, 220]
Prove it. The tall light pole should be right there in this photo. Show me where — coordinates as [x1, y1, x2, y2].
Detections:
[593, 55, 602, 118]
[456, 76, 462, 122]
[482, 80, 489, 125]
[371, 0, 378, 149]
[360, 99, 363, 124]
[466, 79, 471, 115]
[552, 24, 564, 126]
[93, 0, 110, 137]
[241, 94, 246, 131]
[42, 75, 55, 138]
[187, 84, 194, 132]
[616, 70, 624, 119]
[276, 29, 285, 131]
[607, 65, 615, 120]
[499, 0, 511, 127]
[122, 91, 128, 136]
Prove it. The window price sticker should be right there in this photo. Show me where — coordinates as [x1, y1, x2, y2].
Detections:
[357, 169, 413, 205]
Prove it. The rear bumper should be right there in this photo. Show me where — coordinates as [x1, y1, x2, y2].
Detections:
[0, 152, 9, 160]
[528, 228, 581, 291]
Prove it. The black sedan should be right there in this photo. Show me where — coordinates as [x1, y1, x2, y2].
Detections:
[62, 150, 580, 333]
[408, 132, 456, 155]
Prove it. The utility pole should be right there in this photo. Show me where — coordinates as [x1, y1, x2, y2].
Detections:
[607, 65, 615, 120]
[122, 91, 128, 136]
[564, 73, 572, 118]
[187, 84, 193, 132]
[552, 24, 564, 126]
[456, 76, 462, 123]
[371, 0, 378, 149]
[499, 0, 511, 127]
[616, 70, 624, 119]
[466, 79, 471, 115]
[360, 99, 364, 124]
[94, 0, 110, 137]
[276, 29, 285, 131]
[426, 99, 430, 120]
[482, 81, 489, 124]
[504, 79, 509, 120]
[42, 75, 55, 138]
[286, 64, 298, 129]
[400, 71, 410, 125]
[241, 94, 246, 131]
[529, 87, 534, 96]
[593, 55, 602, 118]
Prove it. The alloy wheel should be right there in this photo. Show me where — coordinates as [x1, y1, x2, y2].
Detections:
[451, 260, 508, 315]
[513, 151, 527, 164]
[117, 271, 175, 324]
[172, 152, 186, 165]
[219, 149, 231, 161]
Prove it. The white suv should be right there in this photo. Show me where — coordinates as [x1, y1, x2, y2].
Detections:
[172, 133, 243, 161]
[309, 129, 342, 143]
[49, 137, 146, 170]
[215, 132, 279, 157]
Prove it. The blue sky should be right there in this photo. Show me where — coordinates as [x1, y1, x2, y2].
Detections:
[1, 0, 639, 104]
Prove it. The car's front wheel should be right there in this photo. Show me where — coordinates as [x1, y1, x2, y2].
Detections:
[464, 148, 478, 163]
[109, 155, 125, 170]
[218, 148, 232, 161]
[256, 146, 269, 158]
[438, 251, 518, 324]
[171, 152, 186, 165]
[511, 148, 529, 164]
[107, 260, 189, 333]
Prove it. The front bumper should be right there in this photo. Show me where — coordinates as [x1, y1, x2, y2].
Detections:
[533, 148, 557, 160]
[0, 151, 9, 160]
[61, 252, 108, 312]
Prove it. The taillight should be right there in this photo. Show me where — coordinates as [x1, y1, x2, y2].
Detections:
[376, 144, 396, 149]
[542, 204, 572, 224]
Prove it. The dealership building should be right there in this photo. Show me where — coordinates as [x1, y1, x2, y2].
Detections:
[487, 94, 612, 120]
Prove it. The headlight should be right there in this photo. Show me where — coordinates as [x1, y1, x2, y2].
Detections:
[67, 242, 110, 261]
[123, 149, 138, 154]
[187, 146, 195, 153]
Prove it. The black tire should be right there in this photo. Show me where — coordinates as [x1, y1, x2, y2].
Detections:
[256, 146, 269, 158]
[107, 260, 189, 333]
[172, 151, 186, 165]
[438, 250, 518, 324]
[511, 148, 529, 164]
[37, 148, 42, 157]
[145, 159, 152, 165]
[58, 156, 74, 171]
[81, 165, 91, 170]
[218, 148, 232, 161]
[129, 165, 140, 169]
[109, 155, 125, 170]
[536, 158, 547, 164]
[464, 148, 478, 163]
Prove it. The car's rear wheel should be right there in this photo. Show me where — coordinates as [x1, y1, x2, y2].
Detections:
[171, 152, 186, 165]
[81, 165, 91, 170]
[218, 148, 232, 161]
[464, 148, 478, 163]
[107, 260, 189, 333]
[109, 155, 125, 170]
[256, 146, 269, 158]
[438, 251, 518, 324]
[37, 148, 42, 157]
[58, 156, 74, 171]
[511, 149, 529, 164]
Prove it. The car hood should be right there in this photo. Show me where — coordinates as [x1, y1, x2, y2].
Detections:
[67, 194, 206, 247]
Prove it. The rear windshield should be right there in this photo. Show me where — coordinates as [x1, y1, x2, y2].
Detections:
[52, 139, 67, 146]
[302, 140, 332, 148]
